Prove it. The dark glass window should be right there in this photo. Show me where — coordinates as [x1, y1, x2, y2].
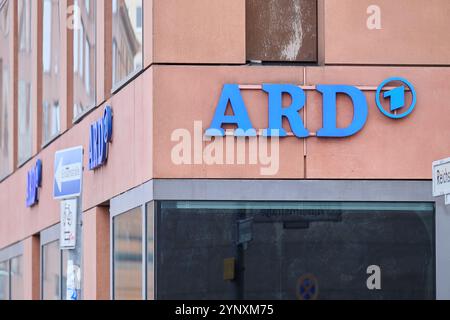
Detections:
[156, 201, 435, 300]
[246, 0, 317, 62]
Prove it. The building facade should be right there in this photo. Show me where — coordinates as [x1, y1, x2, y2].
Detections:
[0, 0, 450, 300]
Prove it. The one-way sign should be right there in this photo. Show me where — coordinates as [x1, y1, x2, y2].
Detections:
[53, 146, 83, 200]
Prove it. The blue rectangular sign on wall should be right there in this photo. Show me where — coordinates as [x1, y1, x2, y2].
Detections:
[53, 146, 83, 200]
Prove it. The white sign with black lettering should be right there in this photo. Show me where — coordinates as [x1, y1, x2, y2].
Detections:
[60, 199, 77, 249]
[433, 157, 450, 197]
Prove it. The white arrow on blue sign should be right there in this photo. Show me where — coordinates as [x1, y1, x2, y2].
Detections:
[53, 146, 83, 200]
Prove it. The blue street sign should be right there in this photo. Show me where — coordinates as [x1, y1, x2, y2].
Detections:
[53, 146, 83, 200]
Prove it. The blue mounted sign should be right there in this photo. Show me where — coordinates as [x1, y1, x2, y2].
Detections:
[26, 159, 42, 207]
[89, 106, 113, 170]
[53, 146, 83, 200]
[206, 77, 416, 138]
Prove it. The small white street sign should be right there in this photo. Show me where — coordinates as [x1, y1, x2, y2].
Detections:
[432, 157, 450, 197]
[60, 199, 77, 249]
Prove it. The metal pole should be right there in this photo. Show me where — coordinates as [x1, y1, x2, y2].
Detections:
[64, 196, 83, 300]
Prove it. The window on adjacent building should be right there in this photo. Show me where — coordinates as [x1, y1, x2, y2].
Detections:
[17, 0, 33, 165]
[246, 0, 318, 62]
[112, 0, 143, 90]
[0, 0, 12, 179]
[42, 240, 69, 300]
[42, 0, 61, 144]
[73, 0, 96, 120]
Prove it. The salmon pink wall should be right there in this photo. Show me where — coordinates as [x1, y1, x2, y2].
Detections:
[325, 0, 450, 65]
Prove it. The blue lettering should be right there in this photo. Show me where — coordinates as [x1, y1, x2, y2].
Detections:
[207, 79, 412, 139]
[26, 159, 42, 207]
[89, 106, 113, 170]
[206, 84, 256, 137]
[262, 84, 309, 138]
[316, 85, 368, 138]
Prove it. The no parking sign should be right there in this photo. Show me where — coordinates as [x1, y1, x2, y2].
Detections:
[296, 274, 319, 300]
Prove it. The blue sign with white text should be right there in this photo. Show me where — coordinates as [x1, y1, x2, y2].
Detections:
[53, 146, 83, 200]
[206, 77, 416, 138]
[89, 106, 113, 170]
[26, 159, 42, 207]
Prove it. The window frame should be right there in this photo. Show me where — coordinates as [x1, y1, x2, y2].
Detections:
[40, 223, 65, 300]
[71, 0, 97, 124]
[110, 182, 155, 300]
[17, 0, 34, 167]
[110, 0, 144, 94]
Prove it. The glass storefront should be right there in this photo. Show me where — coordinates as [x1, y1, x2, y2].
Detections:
[155, 201, 435, 300]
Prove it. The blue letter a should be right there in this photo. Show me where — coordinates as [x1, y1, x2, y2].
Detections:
[206, 84, 256, 137]
[316, 85, 368, 137]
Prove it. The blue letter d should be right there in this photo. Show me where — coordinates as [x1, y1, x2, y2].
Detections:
[316, 85, 368, 137]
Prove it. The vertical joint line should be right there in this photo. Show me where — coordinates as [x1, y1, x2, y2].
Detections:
[303, 68, 307, 179]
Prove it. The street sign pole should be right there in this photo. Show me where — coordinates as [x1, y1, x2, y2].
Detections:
[66, 196, 82, 300]
[54, 146, 84, 300]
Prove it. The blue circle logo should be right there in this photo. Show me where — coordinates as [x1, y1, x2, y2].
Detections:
[375, 77, 417, 119]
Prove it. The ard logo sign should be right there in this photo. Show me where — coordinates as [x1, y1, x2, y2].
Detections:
[206, 77, 416, 138]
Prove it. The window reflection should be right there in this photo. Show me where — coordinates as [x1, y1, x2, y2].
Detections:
[10, 255, 24, 300]
[0, 0, 11, 179]
[113, 207, 142, 300]
[0, 261, 9, 300]
[157, 201, 435, 300]
[42, 0, 61, 144]
[18, 0, 33, 164]
[42, 241, 61, 300]
[112, 0, 143, 89]
[73, 0, 96, 120]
